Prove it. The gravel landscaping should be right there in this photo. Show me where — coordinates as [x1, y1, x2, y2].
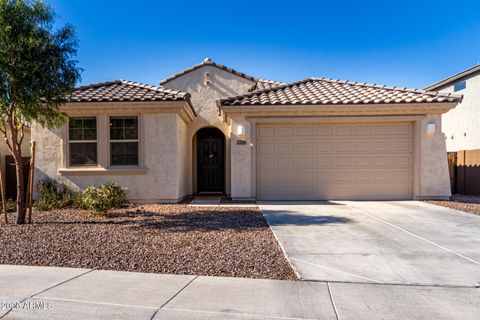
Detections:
[425, 195, 480, 216]
[0, 205, 297, 280]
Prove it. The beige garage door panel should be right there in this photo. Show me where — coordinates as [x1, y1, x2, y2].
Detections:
[256, 123, 413, 200]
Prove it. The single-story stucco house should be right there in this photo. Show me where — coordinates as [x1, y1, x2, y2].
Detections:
[32, 58, 462, 202]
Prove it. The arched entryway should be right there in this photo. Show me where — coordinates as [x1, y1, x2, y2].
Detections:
[195, 127, 225, 193]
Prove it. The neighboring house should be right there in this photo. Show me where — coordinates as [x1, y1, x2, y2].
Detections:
[425, 64, 480, 152]
[425, 65, 480, 195]
[33, 58, 461, 202]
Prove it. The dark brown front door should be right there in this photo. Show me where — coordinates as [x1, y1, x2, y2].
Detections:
[197, 128, 224, 193]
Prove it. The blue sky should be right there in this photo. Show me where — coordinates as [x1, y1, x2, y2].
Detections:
[50, 0, 480, 89]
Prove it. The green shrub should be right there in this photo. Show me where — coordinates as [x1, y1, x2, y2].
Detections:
[0, 199, 16, 212]
[77, 183, 127, 213]
[35, 179, 74, 210]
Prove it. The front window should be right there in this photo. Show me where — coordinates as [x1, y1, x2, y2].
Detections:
[110, 116, 139, 166]
[69, 117, 98, 166]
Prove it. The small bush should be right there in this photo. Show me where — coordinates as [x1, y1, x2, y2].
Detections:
[35, 179, 74, 210]
[0, 199, 16, 212]
[77, 183, 127, 213]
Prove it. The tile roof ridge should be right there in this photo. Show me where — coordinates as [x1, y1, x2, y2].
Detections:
[217, 76, 463, 107]
[257, 78, 286, 84]
[308, 77, 462, 99]
[120, 80, 188, 97]
[218, 78, 310, 105]
[75, 80, 123, 90]
[248, 78, 289, 92]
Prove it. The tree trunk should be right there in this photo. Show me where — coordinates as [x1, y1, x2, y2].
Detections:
[13, 152, 25, 224]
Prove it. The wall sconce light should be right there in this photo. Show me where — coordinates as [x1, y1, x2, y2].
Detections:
[237, 124, 246, 137]
[426, 123, 436, 136]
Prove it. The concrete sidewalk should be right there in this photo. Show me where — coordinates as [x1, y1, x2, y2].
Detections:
[1, 265, 479, 319]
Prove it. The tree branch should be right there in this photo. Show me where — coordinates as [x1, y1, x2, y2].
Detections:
[18, 124, 25, 146]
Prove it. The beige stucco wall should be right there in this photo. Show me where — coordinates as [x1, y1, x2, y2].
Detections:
[417, 115, 451, 198]
[176, 114, 190, 197]
[0, 128, 31, 159]
[229, 113, 452, 200]
[32, 113, 190, 202]
[436, 74, 480, 152]
[230, 117, 253, 198]
[0, 128, 32, 161]
[162, 65, 255, 194]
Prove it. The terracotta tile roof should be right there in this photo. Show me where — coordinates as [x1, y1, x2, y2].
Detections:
[68, 80, 190, 103]
[424, 64, 480, 91]
[250, 79, 287, 92]
[219, 78, 462, 107]
[159, 58, 258, 85]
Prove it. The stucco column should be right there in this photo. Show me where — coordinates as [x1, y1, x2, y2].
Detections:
[230, 117, 253, 199]
[417, 115, 451, 199]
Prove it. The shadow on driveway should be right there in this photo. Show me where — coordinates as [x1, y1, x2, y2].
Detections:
[260, 201, 352, 226]
[262, 211, 352, 226]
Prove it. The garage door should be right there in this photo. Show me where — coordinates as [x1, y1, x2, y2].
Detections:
[256, 123, 413, 200]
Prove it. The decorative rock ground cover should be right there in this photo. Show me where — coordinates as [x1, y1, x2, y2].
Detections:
[0, 204, 297, 280]
[425, 195, 480, 216]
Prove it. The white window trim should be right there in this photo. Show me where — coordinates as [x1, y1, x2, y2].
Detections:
[67, 116, 99, 168]
[61, 114, 146, 175]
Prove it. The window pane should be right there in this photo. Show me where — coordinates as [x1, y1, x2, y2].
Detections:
[69, 117, 97, 140]
[124, 128, 137, 139]
[110, 128, 124, 140]
[111, 142, 138, 165]
[83, 118, 96, 129]
[69, 118, 82, 129]
[69, 128, 83, 141]
[454, 81, 466, 92]
[70, 143, 97, 166]
[83, 128, 97, 140]
[124, 117, 137, 128]
[110, 116, 138, 140]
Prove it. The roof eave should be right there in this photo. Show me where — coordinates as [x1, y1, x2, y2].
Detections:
[61, 100, 196, 123]
[424, 65, 480, 91]
[220, 102, 458, 117]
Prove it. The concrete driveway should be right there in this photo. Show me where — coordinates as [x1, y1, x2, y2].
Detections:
[260, 201, 480, 286]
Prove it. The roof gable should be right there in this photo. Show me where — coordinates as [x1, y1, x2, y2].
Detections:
[219, 77, 462, 107]
[159, 58, 258, 85]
